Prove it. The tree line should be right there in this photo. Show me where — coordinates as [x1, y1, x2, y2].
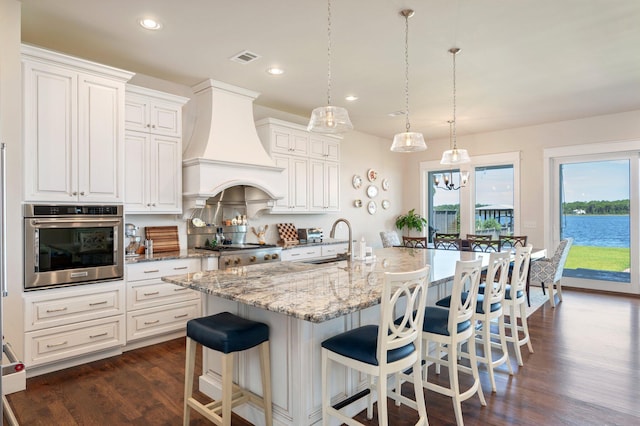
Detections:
[562, 200, 629, 215]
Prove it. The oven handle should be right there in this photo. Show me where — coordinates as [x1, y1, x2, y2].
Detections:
[29, 218, 123, 226]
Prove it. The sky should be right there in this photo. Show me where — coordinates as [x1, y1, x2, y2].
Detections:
[561, 160, 629, 202]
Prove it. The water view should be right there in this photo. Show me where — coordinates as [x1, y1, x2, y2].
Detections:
[561, 215, 629, 248]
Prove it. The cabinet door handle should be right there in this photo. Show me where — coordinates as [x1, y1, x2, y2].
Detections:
[46, 307, 68, 313]
[174, 287, 189, 292]
[173, 266, 188, 270]
[90, 332, 108, 339]
[174, 313, 188, 319]
[143, 269, 160, 273]
[143, 291, 160, 296]
[144, 320, 160, 325]
[89, 301, 108, 306]
[47, 341, 68, 348]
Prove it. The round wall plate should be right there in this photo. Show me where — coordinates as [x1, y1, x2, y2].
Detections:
[382, 178, 390, 191]
[382, 200, 390, 209]
[367, 200, 377, 215]
[367, 168, 378, 182]
[366, 185, 378, 198]
[354, 199, 363, 208]
[352, 175, 363, 189]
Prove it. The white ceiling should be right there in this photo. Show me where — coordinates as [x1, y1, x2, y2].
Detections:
[20, 0, 640, 140]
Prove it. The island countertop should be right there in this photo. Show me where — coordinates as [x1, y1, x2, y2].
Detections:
[161, 247, 489, 323]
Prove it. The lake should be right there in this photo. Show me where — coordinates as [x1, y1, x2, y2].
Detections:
[561, 215, 629, 248]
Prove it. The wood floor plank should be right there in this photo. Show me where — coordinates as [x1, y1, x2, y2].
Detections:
[6, 289, 640, 425]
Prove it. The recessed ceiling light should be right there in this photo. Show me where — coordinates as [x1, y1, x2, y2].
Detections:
[139, 18, 162, 30]
[267, 67, 284, 75]
[345, 95, 358, 101]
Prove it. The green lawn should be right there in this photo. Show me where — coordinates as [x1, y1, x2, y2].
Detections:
[565, 245, 630, 272]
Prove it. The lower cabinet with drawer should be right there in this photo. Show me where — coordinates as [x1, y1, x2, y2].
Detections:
[125, 258, 202, 349]
[23, 280, 126, 373]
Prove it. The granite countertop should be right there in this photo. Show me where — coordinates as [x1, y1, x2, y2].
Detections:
[161, 247, 490, 323]
[279, 238, 348, 250]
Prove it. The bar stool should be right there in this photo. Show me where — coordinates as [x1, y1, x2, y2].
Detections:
[184, 312, 272, 426]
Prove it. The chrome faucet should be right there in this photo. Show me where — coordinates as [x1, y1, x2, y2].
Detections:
[329, 218, 352, 260]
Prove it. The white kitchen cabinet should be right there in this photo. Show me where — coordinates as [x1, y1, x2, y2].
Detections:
[280, 245, 322, 262]
[256, 118, 341, 214]
[125, 258, 201, 347]
[125, 85, 186, 138]
[310, 159, 340, 212]
[23, 280, 126, 368]
[321, 243, 349, 258]
[22, 44, 133, 203]
[309, 135, 340, 162]
[272, 154, 309, 212]
[124, 132, 182, 213]
[124, 85, 188, 214]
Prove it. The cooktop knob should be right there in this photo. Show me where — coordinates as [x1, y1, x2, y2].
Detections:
[249, 256, 257, 262]
[234, 258, 241, 265]
[224, 259, 231, 266]
[264, 254, 271, 260]
[271, 253, 279, 259]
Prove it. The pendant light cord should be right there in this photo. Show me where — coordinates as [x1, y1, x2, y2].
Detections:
[326, 0, 332, 106]
[451, 47, 459, 149]
[403, 11, 411, 132]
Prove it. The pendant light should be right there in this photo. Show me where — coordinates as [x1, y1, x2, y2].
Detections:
[307, 0, 353, 134]
[440, 47, 470, 164]
[433, 120, 470, 190]
[390, 9, 427, 152]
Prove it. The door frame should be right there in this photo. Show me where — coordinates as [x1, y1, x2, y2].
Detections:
[543, 140, 640, 295]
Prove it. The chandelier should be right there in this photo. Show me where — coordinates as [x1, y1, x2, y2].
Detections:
[433, 126, 470, 190]
[390, 9, 426, 152]
[307, 0, 353, 134]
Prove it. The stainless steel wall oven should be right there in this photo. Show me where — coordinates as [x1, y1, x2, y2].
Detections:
[23, 204, 124, 290]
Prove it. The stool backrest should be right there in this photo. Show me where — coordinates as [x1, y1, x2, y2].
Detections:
[379, 266, 430, 364]
[510, 245, 533, 296]
[448, 259, 482, 334]
[434, 237, 462, 250]
[483, 252, 510, 309]
[499, 235, 528, 250]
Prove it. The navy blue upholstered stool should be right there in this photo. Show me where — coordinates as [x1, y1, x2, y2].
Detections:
[183, 312, 272, 426]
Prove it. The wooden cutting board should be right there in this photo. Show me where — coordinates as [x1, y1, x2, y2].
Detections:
[145, 226, 180, 253]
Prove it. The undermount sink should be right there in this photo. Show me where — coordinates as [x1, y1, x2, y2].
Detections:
[302, 257, 344, 265]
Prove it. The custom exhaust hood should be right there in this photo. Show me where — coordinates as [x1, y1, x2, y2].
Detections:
[182, 79, 284, 214]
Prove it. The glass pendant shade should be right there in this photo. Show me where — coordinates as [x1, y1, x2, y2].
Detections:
[307, 105, 353, 134]
[440, 147, 471, 165]
[391, 131, 427, 152]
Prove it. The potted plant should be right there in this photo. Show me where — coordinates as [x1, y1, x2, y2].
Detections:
[395, 208, 428, 237]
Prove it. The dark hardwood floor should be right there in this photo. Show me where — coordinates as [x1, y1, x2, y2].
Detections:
[6, 289, 640, 425]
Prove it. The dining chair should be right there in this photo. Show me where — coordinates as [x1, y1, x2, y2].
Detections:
[498, 235, 528, 251]
[434, 236, 462, 250]
[379, 231, 401, 248]
[321, 266, 430, 426]
[466, 235, 500, 252]
[401, 259, 485, 426]
[503, 245, 533, 366]
[402, 236, 428, 248]
[529, 238, 573, 308]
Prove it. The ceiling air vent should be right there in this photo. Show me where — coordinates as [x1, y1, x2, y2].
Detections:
[229, 50, 261, 64]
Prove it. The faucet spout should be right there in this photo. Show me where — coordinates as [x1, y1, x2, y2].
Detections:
[329, 218, 353, 260]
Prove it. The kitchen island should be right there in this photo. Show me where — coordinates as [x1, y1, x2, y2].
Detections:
[163, 247, 489, 426]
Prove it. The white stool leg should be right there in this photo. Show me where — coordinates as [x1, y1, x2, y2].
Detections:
[259, 341, 273, 426]
[183, 337, 197, 426]
[221, 352, 234, 426]
[519, 303, 534, 354]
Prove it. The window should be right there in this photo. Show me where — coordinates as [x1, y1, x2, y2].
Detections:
[421, 152, 520, 241]
[474, 165, 514, 237]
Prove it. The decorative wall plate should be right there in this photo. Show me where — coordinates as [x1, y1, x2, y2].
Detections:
[354, 199, 363, 208]
[367, 168, 378, 182]
[382, 178, 390, 191]
[367, 201, 377, 215]
[366, 185, 378, 198]
[352, 175, 363, 189]
[382, 199, 390, 209]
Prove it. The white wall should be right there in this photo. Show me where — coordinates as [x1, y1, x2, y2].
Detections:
[0, 0, 24, 355]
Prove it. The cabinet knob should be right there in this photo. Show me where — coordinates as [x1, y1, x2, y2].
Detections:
[151, 124, 156, 129]
[71, 192, 77, 196]
[80, 191, 85, 196]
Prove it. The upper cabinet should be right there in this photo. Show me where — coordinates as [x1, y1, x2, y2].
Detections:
[256, 118, 341, 214]
[124, 85, 189, 214]
[22, 45, 134, 203]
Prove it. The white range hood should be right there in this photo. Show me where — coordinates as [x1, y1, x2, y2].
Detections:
[182, 79, 284, 211]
